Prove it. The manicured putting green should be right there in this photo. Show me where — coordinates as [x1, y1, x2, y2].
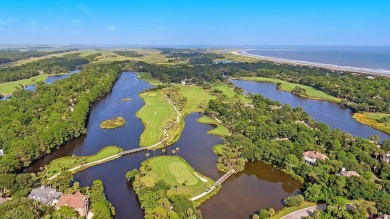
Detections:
[143, 156, 214, 196]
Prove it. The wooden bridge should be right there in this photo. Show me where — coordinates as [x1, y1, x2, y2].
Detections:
[119, 147, 147, 156]
[213, 169, 235, 186]
[190, 169, 235, 201]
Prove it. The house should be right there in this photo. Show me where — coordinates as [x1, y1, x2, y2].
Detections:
[28, 186, 62, 205]
[56, 192, 89, 217]
[303, 151, 328, 165]
[383, 151, 390, 164]
[376, 214, 389, 219]
[243, 103, 255, 109]
[180, 78, 193, 85]
[0, 149, 4, 156]
[339, 168, 361, 178]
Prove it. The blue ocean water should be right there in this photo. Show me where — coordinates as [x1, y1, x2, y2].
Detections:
[247, 47, 390, 70]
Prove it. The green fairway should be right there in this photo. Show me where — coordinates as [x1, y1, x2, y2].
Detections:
[141, 156, 214, 197]
[197, 116, 231, 136]
[137, 90, 178, 147]
[0, 74, 48, 95]
[46, 146, 123, 177]
[173, 85, 215, 114]
[213, 80, 252, 103]
[240, 76, 341, 102]
[138, 72, 161, 86]
[137, 84, 215, 147]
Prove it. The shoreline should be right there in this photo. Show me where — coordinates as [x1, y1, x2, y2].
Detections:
[232, 50, 390, 77]
[233, 77, 341, 103]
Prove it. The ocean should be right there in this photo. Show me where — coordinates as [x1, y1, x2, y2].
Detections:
[246, 46, 390, 71]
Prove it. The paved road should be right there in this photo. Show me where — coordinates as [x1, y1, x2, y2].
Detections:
[281, 204, 355, 219]
[281, 205, 326, 219]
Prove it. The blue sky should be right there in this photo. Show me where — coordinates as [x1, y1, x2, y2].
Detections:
[0, 0, 389, 46]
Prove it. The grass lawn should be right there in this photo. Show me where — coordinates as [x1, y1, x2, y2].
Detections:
[213, 80, 252, 103]
[138, 72, 161, 86]
[46, 146, 123, 177]
[141, 156, 214, 197]
[0, 74, 48, 95]
[353, 112, 390, 135]
[197, 116, 230, 136]
[212, 144, 226, 156]
[137, 90, 178, 147]
[174, 85, 216, 115]
[100, 116, 126, 129]
[240, 76, 341, 103]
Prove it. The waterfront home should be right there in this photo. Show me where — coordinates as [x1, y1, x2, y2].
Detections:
[383, 151, 390, 164]
[339, 168, 361, 178]
[0, 149, 4, 156]
[303, 151, 328, 165]
[28, 186, 62, 205]
[56, 192, 89, 217]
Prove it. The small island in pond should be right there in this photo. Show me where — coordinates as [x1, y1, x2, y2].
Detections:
[121, 97, 132, 102]
[100, 116, 126, 129]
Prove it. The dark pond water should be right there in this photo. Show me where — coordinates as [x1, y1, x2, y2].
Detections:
[26, 73, 302, 219]
[1, 70, 80, 101]
[24, 70, 80, 92]
[231, 80, 389, 141]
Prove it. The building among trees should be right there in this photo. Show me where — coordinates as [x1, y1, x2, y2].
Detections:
[383, 151, 390, 164]
[339, 168, 361, 178]
[28, 186, 62, 205]
[302, 151, 328, 165]
[55, 192, 89, 217]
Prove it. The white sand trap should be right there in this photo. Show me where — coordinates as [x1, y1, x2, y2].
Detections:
[194, 172, 208, 182]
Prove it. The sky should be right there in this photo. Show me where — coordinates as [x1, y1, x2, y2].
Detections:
[0, 0, 389, 46]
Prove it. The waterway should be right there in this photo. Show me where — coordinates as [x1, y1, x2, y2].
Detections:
[0, 70, 80, 100]
[231, 79, 389, 141]
[25, 73, 302, 219]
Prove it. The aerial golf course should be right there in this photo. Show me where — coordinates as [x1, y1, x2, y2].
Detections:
[139, 156, 214, 197]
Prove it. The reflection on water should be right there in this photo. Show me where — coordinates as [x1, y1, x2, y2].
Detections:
[231, 79, 389, 141]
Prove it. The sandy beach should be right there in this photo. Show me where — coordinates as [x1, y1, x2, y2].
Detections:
[233, 50, 390, 77]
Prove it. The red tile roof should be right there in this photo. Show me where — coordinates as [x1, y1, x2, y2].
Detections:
[55, 192, 88, 210]
[303, 151, 328, 161]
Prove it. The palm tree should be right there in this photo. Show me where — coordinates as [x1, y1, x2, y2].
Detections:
[145, 153, 150, 160]
[176, 147, 180, 155]
[162, 148, 166, 155]
[172, 150, 176, 156]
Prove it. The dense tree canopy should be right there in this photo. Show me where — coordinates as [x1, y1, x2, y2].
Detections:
[0, 53, 100, 84]
[0, 63, 122, 173]
[0, 49, 77, 64]
[205, 94, 390, 214]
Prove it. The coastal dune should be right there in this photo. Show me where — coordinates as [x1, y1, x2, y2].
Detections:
[233, 50, 390, 77]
